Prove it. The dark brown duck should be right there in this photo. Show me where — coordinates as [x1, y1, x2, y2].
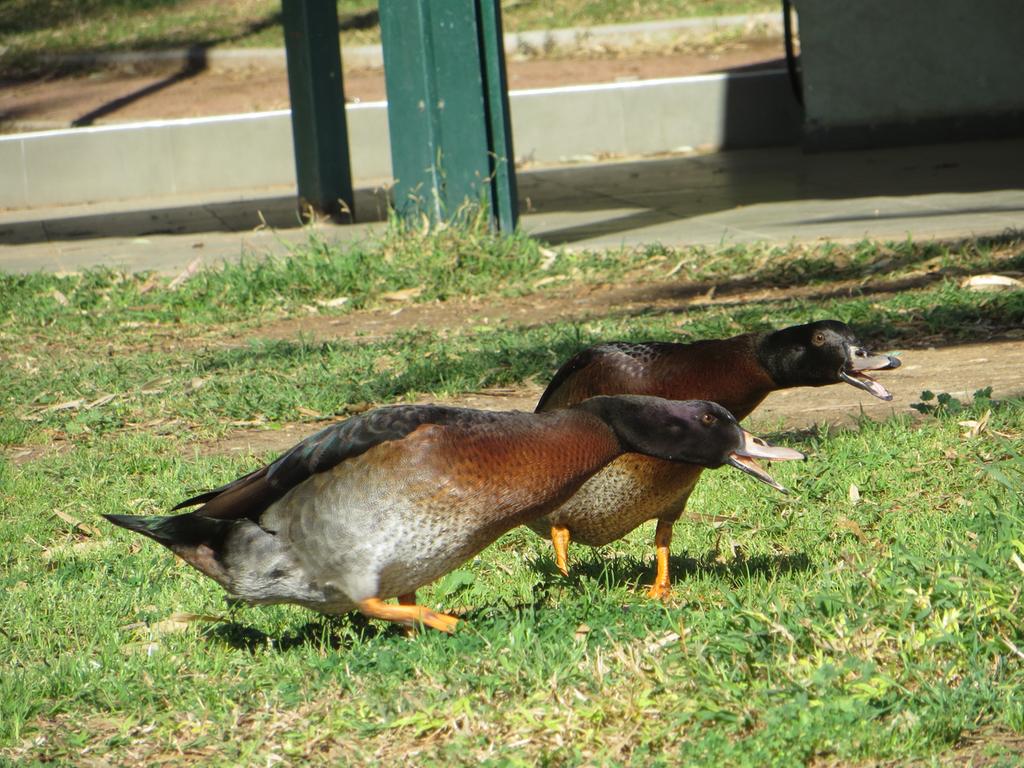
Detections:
[530, 320, 901, 598]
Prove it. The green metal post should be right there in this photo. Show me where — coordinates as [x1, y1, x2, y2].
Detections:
[281, 0, 354, 221]
[380, 0, 518, 230]
[477, 0, 518, 232]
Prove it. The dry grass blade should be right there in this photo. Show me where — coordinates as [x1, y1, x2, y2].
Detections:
[53, 508, 102, 537]
[836, 517, 869, 544]
[86, 394, 116, 409]
[168, 258, 202, 290]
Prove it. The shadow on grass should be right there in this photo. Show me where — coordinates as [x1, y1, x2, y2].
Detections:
[66, 10, 283, 127]
[10, 7, 379, 125]
[210, 610, 399, 653]
[540, 233, 1024, 334]
[532, 547, 814, 593]
[189, 287, 1024, 410]
[3, 3, 380, 74]
[203, 546, 813, 653]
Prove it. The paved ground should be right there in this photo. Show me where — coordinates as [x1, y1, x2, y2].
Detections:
[2, 137, 1022, 275]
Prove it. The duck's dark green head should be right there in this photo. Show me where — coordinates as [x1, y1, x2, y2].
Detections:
[757, 320, 901, 400]
[578, 395, 804, 491]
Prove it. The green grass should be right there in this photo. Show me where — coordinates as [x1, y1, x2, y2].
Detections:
[2, 399, 1023, 764]
[2, 232, 1024, 764]
[0, 0, 777, 76]
[2, 233, 1022, 443]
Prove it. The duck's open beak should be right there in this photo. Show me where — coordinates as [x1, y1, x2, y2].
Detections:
[840, 346, 902, 401]
[726, 429, 805, 493]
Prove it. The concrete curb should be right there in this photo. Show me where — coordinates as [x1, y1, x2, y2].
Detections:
[0, 70, 800, 210]
[40, 12, 783, 71]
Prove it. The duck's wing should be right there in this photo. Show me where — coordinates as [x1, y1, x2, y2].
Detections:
[536, 343, 672, 412]
[173, 404, 466, 522]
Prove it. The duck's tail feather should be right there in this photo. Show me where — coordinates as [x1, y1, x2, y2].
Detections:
[104, 513, 233, 584]
[104, 512, 228, 546]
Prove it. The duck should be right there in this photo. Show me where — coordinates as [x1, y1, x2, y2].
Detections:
[104, 396, 803, 633]
[530, 320, 901, 598]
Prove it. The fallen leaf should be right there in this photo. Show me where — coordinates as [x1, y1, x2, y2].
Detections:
[848, 483, 861, 505]
[1010, 552, 1024, 575]
[315, 296, 350, 308]
[137, 275, 160, 295]
[533, 275, 566, 288]
[961, 274, 1023, 291]
[958, 410, 990, 438]
[149, 612, 221, 636]
[52, 289, 70, 306]
[689, 285, 716, 303]
[52, 509, 102, 537]
[381, 287, 423, 302]
[681, 513, 738, 524]
[139, 376, 172, 395]
[49, 398, 85, 412]
[645, 631, 681, 653]
[538, 247, 558, 270]
[1001, 636, 1024, 661]
[121, 641, 161, 656]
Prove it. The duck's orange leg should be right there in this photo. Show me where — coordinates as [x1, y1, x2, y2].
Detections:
[646, 519, 675, 600]
[397, 592, 419, 636]
[551, 525, 571, 576]
[357, 597, 459, 634]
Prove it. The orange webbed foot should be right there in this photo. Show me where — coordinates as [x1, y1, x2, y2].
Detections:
[645, 581, 673, 601]
[551, 525, 571, 577]
[358, 597, 460, 634]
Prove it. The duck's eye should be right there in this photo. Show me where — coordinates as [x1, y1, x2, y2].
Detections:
[812, 332, 826, 347]
[701, 412, 717, 426]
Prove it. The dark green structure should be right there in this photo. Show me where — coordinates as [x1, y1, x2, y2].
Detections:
[281, 0, 355, 221]
[379, 0, 518, 231]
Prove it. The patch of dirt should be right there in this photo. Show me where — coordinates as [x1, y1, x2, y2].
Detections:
[202, 336, 1024, 459]
[0, 39, 784, 129]
[253, 271, 951, 346]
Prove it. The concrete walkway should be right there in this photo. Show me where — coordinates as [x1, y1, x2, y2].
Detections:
[1, 137, 1022, 275]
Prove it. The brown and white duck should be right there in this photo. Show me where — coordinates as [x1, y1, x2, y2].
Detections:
[105, 396, 802, 633]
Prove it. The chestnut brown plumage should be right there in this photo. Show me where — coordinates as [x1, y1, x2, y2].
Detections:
[105, 396, 801, 633]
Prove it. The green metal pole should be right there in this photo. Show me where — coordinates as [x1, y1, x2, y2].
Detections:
[281, 0, 355, 222]
[380, 0, 518, 231]
[477, 0, 519, 232]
